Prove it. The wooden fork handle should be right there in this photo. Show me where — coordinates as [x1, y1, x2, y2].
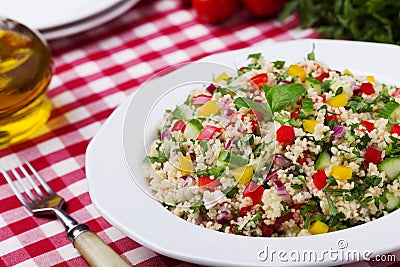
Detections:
[73, 230, 131, 267]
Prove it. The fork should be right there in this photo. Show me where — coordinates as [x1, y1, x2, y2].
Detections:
[1, 159, 130, 267]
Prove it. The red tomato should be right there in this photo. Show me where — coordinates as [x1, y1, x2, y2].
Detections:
[326, 114, 340, 123]
[242, 0, 286, 19]
[313, 170, 327, 190]
[364, 146, 382, 165]
[249, 73, 269, 89]
[391, 124, 400, 135]
[198, 176, 221, 191]
[290, 108, 300, 119]
[392, 88, 400, 97]
[361, 120, 374, 132]
[242, 182, 264, 205]
[171, 120, 186, 133]
[320, 94, 327, 103]
[316, 71, 330, 82]
[276, 125, 295, 146]
[192, 0, 238, 24]
[360, 82, 375, 95]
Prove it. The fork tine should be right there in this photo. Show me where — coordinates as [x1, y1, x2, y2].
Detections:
[24, 160, 55, 195]
[0, 166, 31, 208]
[18, 162, 44, 198]
[10, 167, 37, 201]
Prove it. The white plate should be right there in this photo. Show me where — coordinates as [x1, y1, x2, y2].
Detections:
[40, 0, 139, 40]
[86, 39, 400, 266]
[0, 0, 135, 30]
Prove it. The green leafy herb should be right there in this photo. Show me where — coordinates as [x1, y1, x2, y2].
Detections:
[171, 106, 185, 120]
[279, 0, 400, 45]
[264, 83, 306, 113]
[325, 193, 338, 216]
[224, 186, 238, 198]
[307, 43, 315, 60]
[190, 199, 203, 210]
[233, 97, 271, 118]
[247, 53, 262, 60]
[273, 60, 285, 69]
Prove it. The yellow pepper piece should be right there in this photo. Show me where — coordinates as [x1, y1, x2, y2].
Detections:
[198, 100, 219, 117]
[367, 76, 375, 83]
[288, 65, 306, 81]
[179, 156, 194, 175]
[303, 120, 319, 134]
[344, 69, 353, 76]
[309, 220, 329, 235]
[331, 166, 353, 181]
[233, 166, 253, 184]
[214, 72, 229, 83]
[327, 93, 348, 108]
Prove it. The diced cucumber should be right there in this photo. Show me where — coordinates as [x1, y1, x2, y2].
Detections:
[183, 119, 203, 139]
[315, 151, 331, 170]
[218, 151, 249, 168]
[305, 78, 322, 94]
[378, 157, 400, 180]
[384, 191, 400, 212]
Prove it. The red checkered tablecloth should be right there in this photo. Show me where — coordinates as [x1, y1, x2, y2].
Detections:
[0, 1, 399, 266]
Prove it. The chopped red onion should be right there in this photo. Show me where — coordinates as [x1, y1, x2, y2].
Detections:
[332, 125, 346, 138]
[273, 154, 292, 168]
[225, 138, 234, 150]
[178, 175, 195, 187]
[160, 128, 170, 141]
[274, 180, 293, 206]
[266, 170, 278, 181]
[206, 84, 217, 94]
[216, 204, 233, 224]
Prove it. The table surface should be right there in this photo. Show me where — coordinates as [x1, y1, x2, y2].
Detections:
[0, 1, 398, 266]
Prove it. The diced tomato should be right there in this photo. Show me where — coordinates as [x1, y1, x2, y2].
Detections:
[260, 223, 273, 237]
[326, 114, 340, 123]
[364, 146, 382, 165]
[297, 150, 310, 165]
[171, 120, 186, 133]
[391, 124, 400, 135]
[290, 108, 300, 119]
[196, 125, 223, 140]
[273, 212, 294, 229]
[249, 73, 268, 89]
[313, 170, 327, 190]
[239, 66, 247, 71]
[360, 82, 375, 95]
[320, 94, 327, 103]
[197, 176, 221, 191]
[276, 125, 296, 146]
[392, 88, 400, 97]
[242, 182, 264, 205]
[361, 120, 374, 132]
[239, 206, 252, 217]
[296, 99, 302, 105]
[192, 94, 212, 105]
[316, 71, 330, 82]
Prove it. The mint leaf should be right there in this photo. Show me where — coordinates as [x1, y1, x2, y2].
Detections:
[265, 83, 306, 113]
[233, 97, 272, 118]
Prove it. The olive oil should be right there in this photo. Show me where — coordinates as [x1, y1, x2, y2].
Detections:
[0, 21, 52, 148]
